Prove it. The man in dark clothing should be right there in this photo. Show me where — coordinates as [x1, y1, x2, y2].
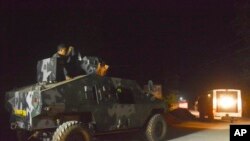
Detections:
[52, 44, 73, 80]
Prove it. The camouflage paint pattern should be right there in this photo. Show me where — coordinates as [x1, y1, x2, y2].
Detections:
[5, 84, 42, 130]
[6, 74, 166, 133]
[79, 56, 100, 74]
[37, 57, 65, 83]
[37, 56, 106, 83]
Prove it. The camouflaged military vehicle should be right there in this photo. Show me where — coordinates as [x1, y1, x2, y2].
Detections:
[5, 57, 167, 141]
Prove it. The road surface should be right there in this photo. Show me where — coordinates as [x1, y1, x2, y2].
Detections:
[3, 113, 250, 141]
[97, 118, 250, 141]
[167, 120, 230, 141]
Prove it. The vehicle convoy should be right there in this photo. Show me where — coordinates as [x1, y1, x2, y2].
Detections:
[197, 89, 242, 121]
[5, 56, 167, 141]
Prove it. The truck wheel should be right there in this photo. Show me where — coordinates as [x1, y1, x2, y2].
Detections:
[145, 114, 167, 141]
[52, 121, 91, 141]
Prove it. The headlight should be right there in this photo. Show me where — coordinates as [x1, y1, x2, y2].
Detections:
[218, 96, 236, 109]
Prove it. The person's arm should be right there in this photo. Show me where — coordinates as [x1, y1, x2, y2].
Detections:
[66, 46, 74, 56]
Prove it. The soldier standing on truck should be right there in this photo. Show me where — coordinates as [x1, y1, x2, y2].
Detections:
[52, 43, 74, 80]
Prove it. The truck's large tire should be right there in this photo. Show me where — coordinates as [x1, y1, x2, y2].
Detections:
[145, 114, 167, 141]
[52, 121, 91, 141]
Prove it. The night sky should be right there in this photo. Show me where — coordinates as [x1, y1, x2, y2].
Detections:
[0, 0, 247, 139]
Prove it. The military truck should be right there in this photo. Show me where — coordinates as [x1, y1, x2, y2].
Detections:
[5, 57, 167, 141]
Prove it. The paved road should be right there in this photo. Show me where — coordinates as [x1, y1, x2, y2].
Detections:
[3, 117, 250, 141]
[167, 121, 230, 141]
[168, 129, 229, 141]
[97, 118, 250, 141]
[168, 117, 250, 141]
[96, 128, 228, 141]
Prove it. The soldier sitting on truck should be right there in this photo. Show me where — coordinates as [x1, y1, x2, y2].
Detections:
[52, 44, 74, 80]
[52, 43, 109, 81]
